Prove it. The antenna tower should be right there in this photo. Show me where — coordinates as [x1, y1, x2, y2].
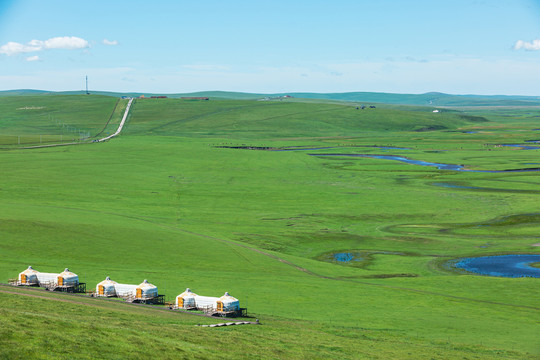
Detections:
[86, 75, 90, 95]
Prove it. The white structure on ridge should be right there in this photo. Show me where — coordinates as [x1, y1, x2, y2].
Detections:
[17, 266, 79, 288]
[175, 289, 240, 313]
[95, 277, 158, 301]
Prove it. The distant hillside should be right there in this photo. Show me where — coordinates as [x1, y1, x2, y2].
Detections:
[284, 92, 540, 106]
[1, 89, 539, 106]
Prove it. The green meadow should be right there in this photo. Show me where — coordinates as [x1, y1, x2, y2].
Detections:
[0, 95, 539, 359]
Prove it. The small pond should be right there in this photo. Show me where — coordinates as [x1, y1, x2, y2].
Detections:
[453, 254, 540, 278]
[333, 252, 363, 262]
[329, 251, 404, 263]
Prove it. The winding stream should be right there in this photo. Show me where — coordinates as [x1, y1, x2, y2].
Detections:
[310, 154, 540, 173]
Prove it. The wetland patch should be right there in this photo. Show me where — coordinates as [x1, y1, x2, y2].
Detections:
[452, 254, 540, 278]
[321, 250, 406, 266]
[385, 213, 540, 239]
[502, 144, 540, 150]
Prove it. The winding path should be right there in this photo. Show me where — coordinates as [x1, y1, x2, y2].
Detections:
[97, 97, 133, 142]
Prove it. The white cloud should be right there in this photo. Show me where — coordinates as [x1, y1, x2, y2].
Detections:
[0, 42, 37, 55]
[514, 39, 540, 51]
[0, 36, 89, 56]
[43, 36, 89, 50]
[103, 39, 118, 46]
[26, 55, 40, 62]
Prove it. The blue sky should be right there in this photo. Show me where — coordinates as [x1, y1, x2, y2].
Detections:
[1, 0, 539, 95]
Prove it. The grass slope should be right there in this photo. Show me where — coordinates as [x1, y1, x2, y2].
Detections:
[3, 286, 527, 360]
[0, 95, 539, 358]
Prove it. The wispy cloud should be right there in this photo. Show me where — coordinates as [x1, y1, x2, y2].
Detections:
[103, 39, 118, 46]
[25, 55, 40, 62]
[0, 36, 89, 56]
[514, 39, 540, 51]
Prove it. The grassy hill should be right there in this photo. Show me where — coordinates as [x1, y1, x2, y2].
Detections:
[2, 89, 539, 106]
[0, 94, 539, 359]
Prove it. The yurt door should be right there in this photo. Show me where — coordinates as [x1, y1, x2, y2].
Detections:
[136, 288, 142, 299]
[217, 301, 223, 312]
[98, 285, 105, 295]
[178, 297, 184, 308]
[57, 276, 64, 286]
[21, 274, 27, 284]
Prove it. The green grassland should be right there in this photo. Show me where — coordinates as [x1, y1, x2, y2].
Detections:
[0, 95, 539, 359]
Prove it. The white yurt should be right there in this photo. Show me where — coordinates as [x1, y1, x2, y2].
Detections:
[175, 288, 198, 309]
[218, 292, 240, 312]
[194, 295, 220, 311]
[96, 276, 118, 297]
[57, 268, 79, 287]
[18, 266, 39, 285]
[136, 279, 158, 300]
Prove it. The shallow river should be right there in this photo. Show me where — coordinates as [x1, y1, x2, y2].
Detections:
[310, 154, 540, 173]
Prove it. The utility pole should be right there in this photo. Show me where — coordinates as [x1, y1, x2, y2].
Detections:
[86, 75, 89, 95]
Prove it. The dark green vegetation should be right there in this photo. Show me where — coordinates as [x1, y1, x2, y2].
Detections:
[0, 94, 539, 359]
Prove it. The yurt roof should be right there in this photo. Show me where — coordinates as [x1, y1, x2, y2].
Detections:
[97, 276, 118, 285]
[137, 279, 157, 289]
[219, 292, 239, 302]
[178, 288, 197, 297]
[59, 268, 77, 277]
[20, 266, 39, 275]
